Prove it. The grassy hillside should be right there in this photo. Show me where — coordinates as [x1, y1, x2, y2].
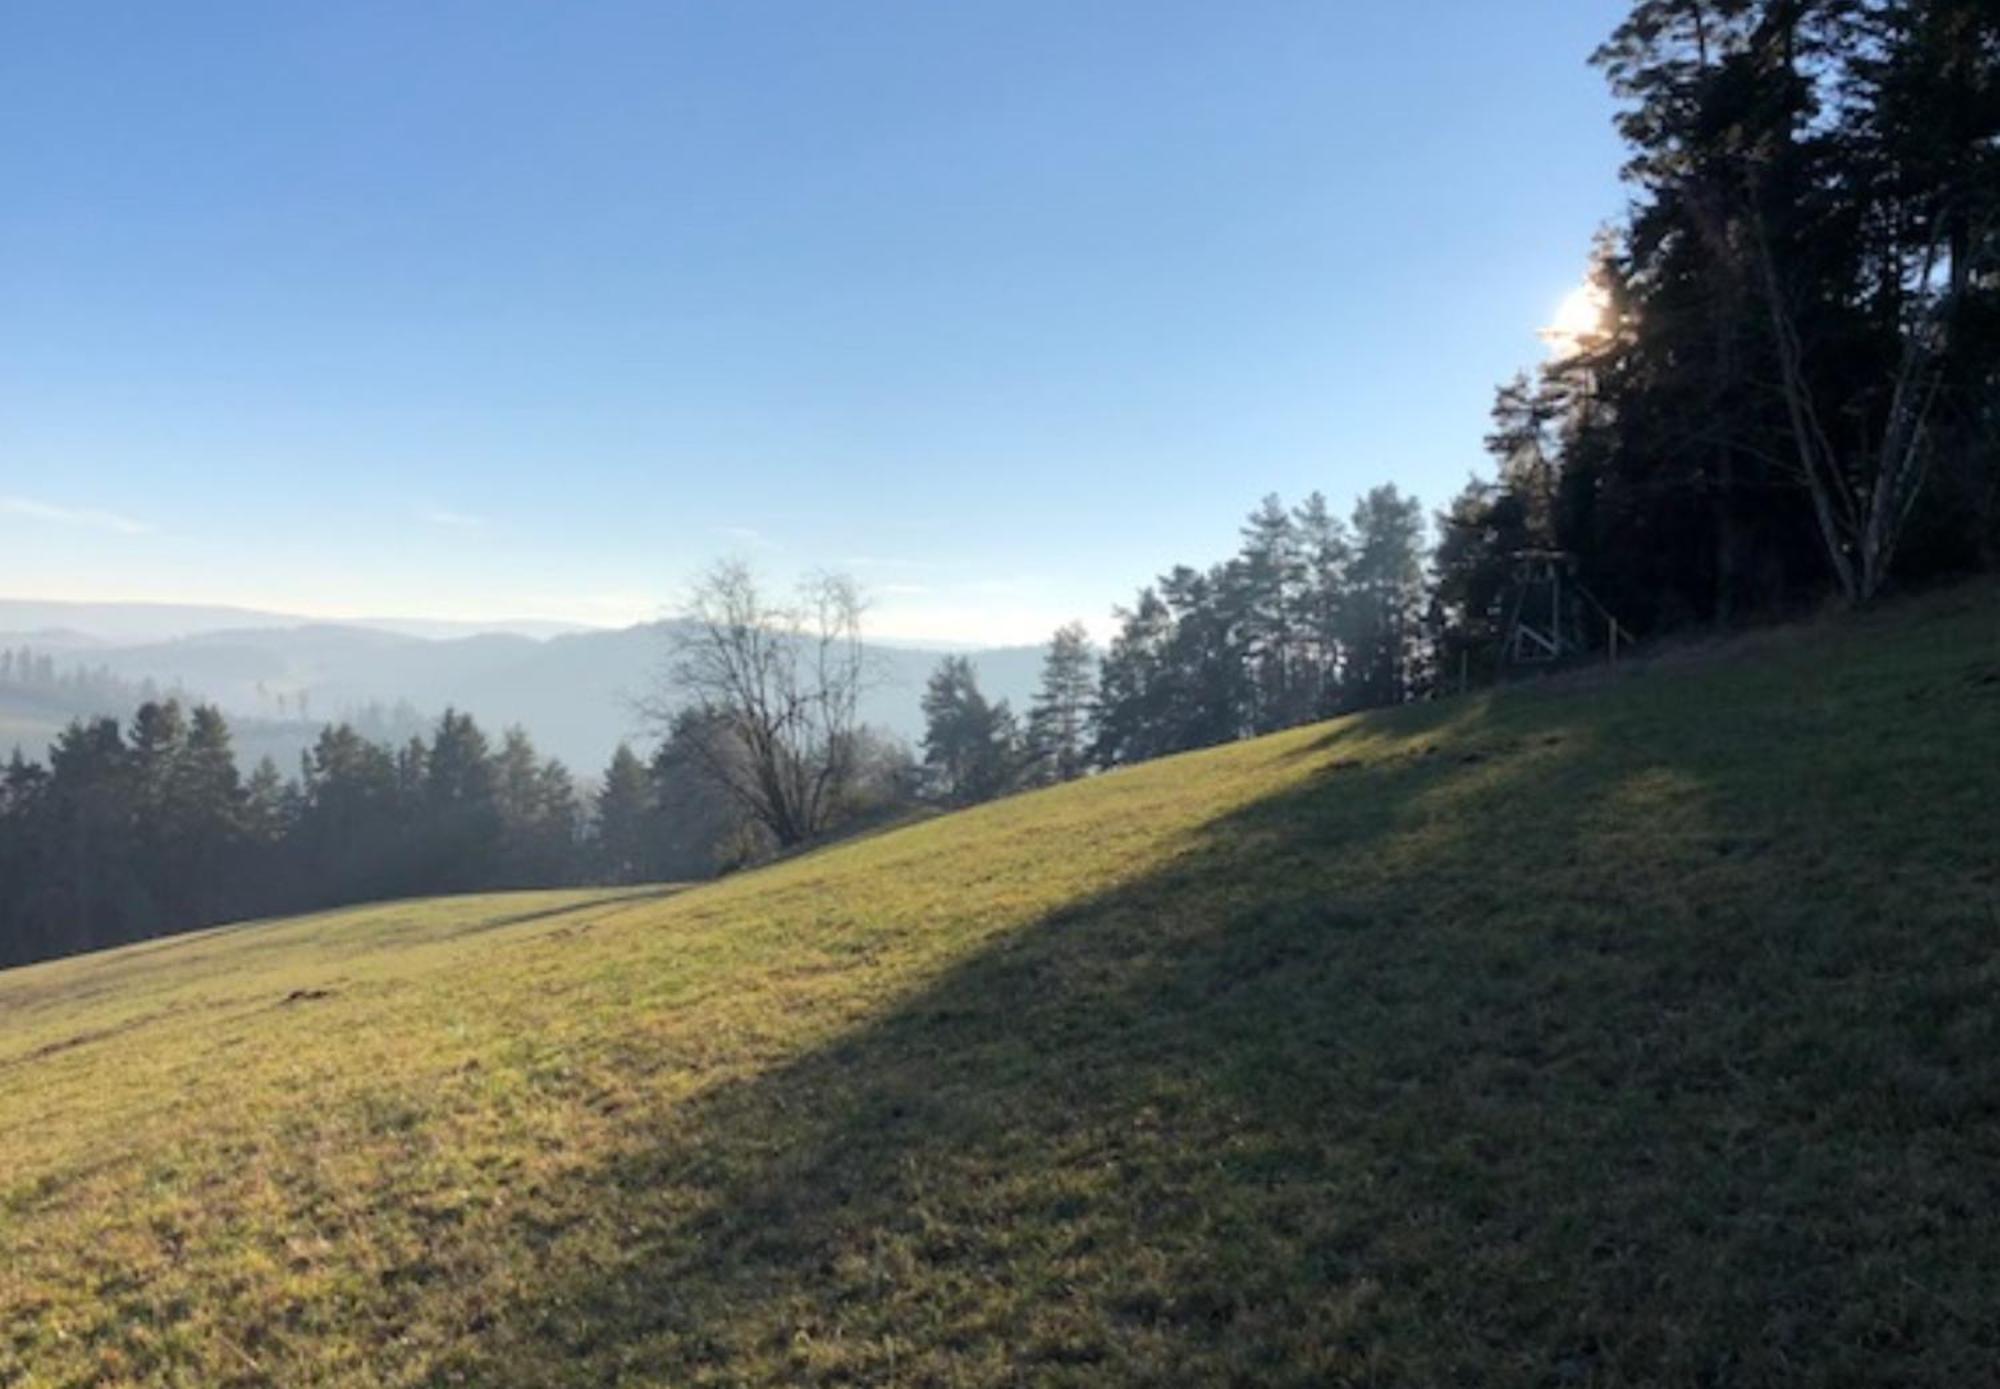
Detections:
[3, 585, 1997, 1386]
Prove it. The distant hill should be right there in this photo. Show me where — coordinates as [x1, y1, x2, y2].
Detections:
[0, 599, 597, 645]
[0, 647, 413, 775]
[0, 601, 1047, 769]
[3, 583, 1995, 1383]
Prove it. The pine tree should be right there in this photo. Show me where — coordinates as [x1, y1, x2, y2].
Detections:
[242, 756, 292, 860]
[1024, 623, 1097, 785]
[650, 708, 764, 876]
[1343, 486, 1429, 708]
[423, 709, 500, 891]
[1290, 492, 1351, 716]
[0, 750, 54, 965]
[529, 755, 584, 885]
[1093, 589, 1176, 768]
[300, 723, 403, 900]
[1429, 476, 1536, 688]
[126, 700, 186, 927]
[46, 717, 137, 951]
[920, 657, 1020, 805]
[170, 705, 245, 924]
[1235, 495, 1307, 732]
[594, 744, 656, 884]
[1158, 563, 1255, 750]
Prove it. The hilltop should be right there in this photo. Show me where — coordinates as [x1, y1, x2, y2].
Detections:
[2, 583, 1997, 1385]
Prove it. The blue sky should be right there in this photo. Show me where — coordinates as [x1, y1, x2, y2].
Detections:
[1, 1, 1627, 644]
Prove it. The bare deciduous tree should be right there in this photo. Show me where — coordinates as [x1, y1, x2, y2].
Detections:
[649, 560, 871, 849]
[1750, 168, 1994, 604]
[1754, 213, 1952, 603]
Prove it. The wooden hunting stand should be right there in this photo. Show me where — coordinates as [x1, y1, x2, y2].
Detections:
[1498, 549, 1633, 671]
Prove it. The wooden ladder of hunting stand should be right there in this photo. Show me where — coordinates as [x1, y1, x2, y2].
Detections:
[1496, 549, 1633, 675]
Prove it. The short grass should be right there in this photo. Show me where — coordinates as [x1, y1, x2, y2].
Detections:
[3, 584, 1998, 1387]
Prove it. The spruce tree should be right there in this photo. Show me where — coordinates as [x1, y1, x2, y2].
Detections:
[920, 657, 1020, 806]
[594, 744, 656, 884]
[1024, 623, 1096, 785]
[1343, 486, 1429, 708]
[1235, 495, 1306, 732]
[170, 705, 245, 924]
[1290, 491, 1351, 716]
[423, 709, 499, 891]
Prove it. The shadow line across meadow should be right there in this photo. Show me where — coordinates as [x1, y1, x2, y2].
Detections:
[423, 677, 1999, 1386]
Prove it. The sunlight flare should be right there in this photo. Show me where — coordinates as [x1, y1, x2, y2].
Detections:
[1541, 281, 1609, 357]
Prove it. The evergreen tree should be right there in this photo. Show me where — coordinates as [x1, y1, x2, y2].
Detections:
[45, 717, 138, 952]
[920, 657, 1020, 805]
[1024, 623, 1096, 785]
[1343, 486, 1429, 708]
[492, 726, 551, 884]
[1235, 495, 1307, 731]
[530, 756, 584, 885]
[170, 705, 245, 924]
[423, 709, 500, 891]
[650, 708, 764, 876]
[395, 736, 428, 804]
[1290, 491, 1352, 716]
[0, 751, 55, 962]
[241, 756, 291, 858]
[1156, 563, 1253, 751]
[1429, 476, 1537, 688]
[127, 699, 187, 929]
[594, 743, 656, 884]
[299, 723, 403, 900]
[1093, 588, 1176, 768]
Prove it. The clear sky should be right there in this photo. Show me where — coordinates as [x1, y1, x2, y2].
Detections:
[2, 1, 1628, 645]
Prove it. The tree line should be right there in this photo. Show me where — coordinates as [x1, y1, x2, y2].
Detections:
[1432, 0, 1997, 665]
[1, 646, 170, 711]
[0, 696, 881, 968]
[921, 0, 1998, 806]
[915, 486, 1428, 804]
[0, 610, 926, 966]
[0, 704, 568, 966]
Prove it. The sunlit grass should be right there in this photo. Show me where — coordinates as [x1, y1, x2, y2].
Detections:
[2, 583, 1997, 1385]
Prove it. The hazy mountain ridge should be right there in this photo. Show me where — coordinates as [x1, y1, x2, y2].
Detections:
[0, 600, 597, 645]
[0, 602, 1047, 771]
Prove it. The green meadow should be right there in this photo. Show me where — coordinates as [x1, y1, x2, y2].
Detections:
[3, 584, 1998, 1386]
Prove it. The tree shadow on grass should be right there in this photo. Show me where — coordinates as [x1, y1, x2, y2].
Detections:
[428, 685, 2000, 1387]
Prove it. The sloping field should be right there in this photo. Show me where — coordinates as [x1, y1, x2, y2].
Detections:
[3, 585, 1998, 1386]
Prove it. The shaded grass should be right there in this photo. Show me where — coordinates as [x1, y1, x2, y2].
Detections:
[3, 583, 1998, 1386]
